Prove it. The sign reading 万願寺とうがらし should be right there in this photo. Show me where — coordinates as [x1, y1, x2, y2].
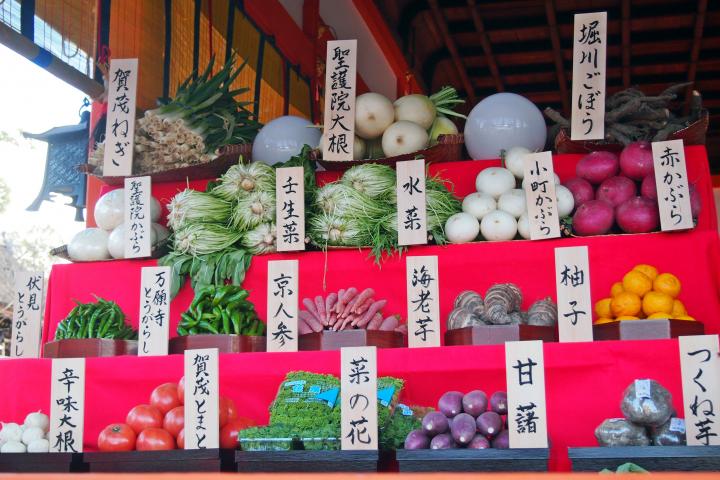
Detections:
[138, 266, 170, 356]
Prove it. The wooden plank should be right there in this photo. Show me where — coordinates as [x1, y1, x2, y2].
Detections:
[467, 0, 504, 92]
[686, 0, 708, 113]
[544, 0, 570, 114]
[621, 0, 631, 88]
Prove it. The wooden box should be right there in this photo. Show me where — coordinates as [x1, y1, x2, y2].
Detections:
[0, 452, 83, 473]
[83, 448, 234, 472]
[43, 338, 138, 358]
[168, 334, 266, 354]
[396, 448, 549, 472]
[234, 449, 380, 472]
[445, 325, 557, 346]
[298, 330, 405, 351]
[593, 319, 704, 341]
[569, 446, 720, 472]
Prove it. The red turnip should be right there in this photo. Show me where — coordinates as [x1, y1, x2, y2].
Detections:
[597, 176, 637, 207]
[641, 173, 657, 200]
[690, 183, 701, 217]
[564, 177, 595, 208]
[576, 151, 619, 184]
[572, 200, 615, 236]
[620, 141, 654, 180]
[616, 197, 660, 233]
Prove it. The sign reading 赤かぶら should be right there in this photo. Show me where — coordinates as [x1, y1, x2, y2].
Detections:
[396, 159, 427, 246]
[275, 166, 305, 252]
[570, 12, 607, 141]
[523, 151, 560, 240]
[554, 246, 593, 342]
[322, 39, 357, 161]
[341, 346, 378, 450]
[406, 256, 440, 347]
[11, 271, 44, 358]
[505, 340, 548, 448]
[124, 176, 152, 258]
[679, 335, 720, 446]
[138, 266, 170, 356]
[652, 140, 694, 231]
[184, 348, 219, 449]
[49, 358, 85, 452]
[103, 58, 138, 176]
[266, 260, 299, 352]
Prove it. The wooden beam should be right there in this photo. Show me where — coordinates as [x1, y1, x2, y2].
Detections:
[426, 0, 476, 103]
[467, 0, 503, 92]
[621, 0, 631, 88]
[544, 0, 570, 114]
[686, 0, 708, 112]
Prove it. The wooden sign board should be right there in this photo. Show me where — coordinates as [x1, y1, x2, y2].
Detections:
[138, 266, 170, 356]
[570, 12, 607, 141]
[554, 246, 593, 342]
[11, 271, 44, 358]
[396, 159, 427, 246]
[652, 140, 694, 231]
[103, 58, 138, 176]
[523, 151, 561, 240]
[184, 348, 220, 449]
[49, 358, 85, 453]
[679, 335, 720, 446]
[505, 340, 549, 448]
[341, 346, 378, 450]
[266, 260, 299, 352]
[406, 256, 441, 348]
[276, 166, 305, 252]
[322, 39, 357, 161]
[124, 176, 152, 258]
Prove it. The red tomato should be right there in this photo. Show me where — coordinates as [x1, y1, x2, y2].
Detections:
[98, 423, 136, 452]
[177, 428, 185, 449]
[136, 427, 176, 451]
[150, 383, 181, 415]
[163, 406, 184, 438]
[126, 404, 163, 434]
[219, 417, 256, 449]
[177, 377, 185, 405]
[219, 396, 238, 427]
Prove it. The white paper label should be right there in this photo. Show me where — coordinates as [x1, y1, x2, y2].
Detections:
[396, 159, 427, 246]
[276, 166, 305, 252]
[634, 379, 651, 399]
[138, 266, 170, 356]
[184, 348, 219, 449]
[523, 151, 561, 240]
[406, 256, 440, 348]
[322, 39, 357, 161]
[652, 140, 694, 231]
[49, 358, 85, 452]
[570, 12, 607, 141]
[670, 418, 686, 434]
[554, 246, 593, 342]
[341, 346, 378, 450]
[124, 176, 152, 258]
[103, 58, 138, 176]
[267, 260, 299, 352]
[679, 335, 720, 446]
[11, 271, 44, 358]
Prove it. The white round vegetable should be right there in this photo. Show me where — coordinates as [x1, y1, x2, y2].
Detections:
[518, 212, 531, 239]
[21, 426, 45, 445]
[26, 438, 50, 453]
[475, 167, 516, 199]
[556, 184, 575, 217]
[152, 223, 170, 244]
[381, 121, 429, 157]
[108, 223, 158, 259]
[23, 411, 49, 433]
[94, 189, 125, 230]
[1, 440, 26, 453]
[497, 189, 527, 219]
[522, 172, 561, 190]
[503, 146, 531, 179]
[0, 423, 22, 443]
[150, 197, 162, 223]
[68, 228, 110, 261]
[355, 92, 395, 139]
[393, 94, 436, 130]
[462, 193, 496, 220]
[445, 212, 480, 244]
[480, 210, 518, 241]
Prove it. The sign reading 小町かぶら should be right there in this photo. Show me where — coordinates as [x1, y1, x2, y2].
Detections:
[275, 166, 305, 252]
[406, 256, 440, 348]
[341, 346, 378, 450]
[554, 246, 593, 342]
[103, 58, 138, 176]
[322, 39, 357, 161]
[396, 159, 427, 246]
[138, 266, 170, 356]
[124, 176, 152, 258]
[523, 151, 561, 240]
[49, 358, 85, 452]
[184, 348, 219, 449]
[505, 340, 548, 448]
[266, 260, 299, 352]
[679, 335, 720, 446]
[11, 271, 44, 358]
[570, 12, 607, 141]
[652, 139, 694, 231]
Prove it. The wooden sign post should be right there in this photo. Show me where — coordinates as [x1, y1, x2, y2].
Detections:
[184, 348, 220, 449]
[103, 58, 138, 176]
[341, 346, 378, 450]
[406, 256, 441, 348]
[396, 159, 427, 246]
[49, 358, 85, 453]
[276, 166, 305, 252]
[570, 12, 607, 141]
[322, 39, 357, 161]
[554, 246, 593, 342]
[679, 335, 720, 446]
[523, 151, 561, 240]
[266, 260, 299, 352]
[652, 139, 694, 231]
[138, 266, 171, 356]
[124, 176, 152, 258]
[505, 340, 548, 448]
[11, 271, 44, 358]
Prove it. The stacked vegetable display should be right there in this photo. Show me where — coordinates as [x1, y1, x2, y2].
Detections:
[0, 412, 51, 453]
[447, 284, 557, 329]
[54, 296, 137, 340]
[404, 390, 511, 450]
[178, 285, 265, 336]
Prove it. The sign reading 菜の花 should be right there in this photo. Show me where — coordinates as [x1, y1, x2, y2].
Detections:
[103, 58, 138, 176]
[11, 271, 44, 358]
[341, 346, 378, 450]
[406, 256, 440, 348]
[138, 266, 171, 356]
[322, 39, 357, 162]
[267, 260, 299, 352]
[570, 12, 607, 141]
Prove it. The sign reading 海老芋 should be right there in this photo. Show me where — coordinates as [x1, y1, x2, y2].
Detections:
[322, 40, 357, 162]
[406, 256, 440, 348]
[103, 58, 138, 176]
[570, 12, 607, 141]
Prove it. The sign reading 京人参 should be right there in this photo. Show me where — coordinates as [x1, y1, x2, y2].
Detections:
[523, 151, 560, 240]
[322, 40, 357, 162]
[184, 348, 219, 449]
[275, 166, 305, 252]
[103, 58, 138, 176]
[570, 12, 607, 141]
[652, 139, 694, 231]
[11, 271, 44, 358]
[124, 176, 152, 258]
[505, 340, 548, 448]
[49, 358, 85, 453]
[266, 260, 299, 352]
[396, 159, 427, 246]
[406, 256, 440, 348]
[554, 246, 593, 342]
[679, 335, 720, 446]
[138, 266, 171, 356]
[341, 346, 378, 450]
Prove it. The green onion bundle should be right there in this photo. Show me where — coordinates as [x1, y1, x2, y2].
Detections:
[167, 189, 232, 231]
[213, 161, 276, 201]
[315, 183, 387, 220]
[173, 223, 243, 256]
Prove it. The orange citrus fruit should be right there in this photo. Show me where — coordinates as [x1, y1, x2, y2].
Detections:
[622, 271, 653, 297]
[674, 315, 696, 321]
[611, 292, 642, 317]
[595, 298, 613, 319]
[616, 315, 640, 321]
[633, 264, 659, 281]
[647, 312, 671, 320]
[610, 282, 624, 297]
[595, 318, 615, 324]
[671, 299, 687, 317]
[654, 273, 682, 298]
[643, 291, 674, 316]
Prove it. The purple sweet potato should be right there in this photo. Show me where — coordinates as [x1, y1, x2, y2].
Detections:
[476, 411, 503, 438]
[430, 433, 457, 450]
[490, 391, 508, 415]
[422, 411, 449, 437]
[462, 390, 488, 417]
[491, 430, 510, 449]
[468, 434, 491, 449]
[450, 413, 477, 445]
[438, 391, 464, 417]
[404, 429, 430, 450]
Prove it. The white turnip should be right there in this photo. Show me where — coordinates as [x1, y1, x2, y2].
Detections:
[428, 116, 458, 145]
[476, 167, 515, 199]
[68, 228, 111, 261]
[462, 192, 496, 220]
[556, 185, 575, 217]
[445, 213, 480, 244]
[564, 177, 595, 208]
[497, 189, 526, 218]
[576, 151, 619, 185]
[502, 146, 531, 179]
[394, 94, 436, 129]
[517, 212, 530, 239]
[620, 141, 654, 180]
[381, 121, 429, 157]
[616, 197, 659, 233]
[597, 176, 637, 207]
[480, 210, 517, 241]
[572, 200, 614, 236]
[355, 92, 395, 139]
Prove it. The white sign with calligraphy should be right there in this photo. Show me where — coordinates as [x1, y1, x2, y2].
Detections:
[679, 335, 720, 446]
[652, 140, 694, 231]
[138, 266, 170, 356]
[505, 340, 548, 448]
[570, 12, 607, 141]
[554, 246, 593, 342]
[11, 271, 44, 358]
[103, 58, 138, 176]
[266, 260, 299, 352]
[523, 151, 561, 240]
[49, 358, 85, 453]
[184, 348, 219, 449]
[406, 256, 440, 348]
[124, 176, 152, 258]
[275, 166, 305, 252]
[396, 159, 427, 246]
[322, 39, 357, 161]
[341, 346, 378, 450]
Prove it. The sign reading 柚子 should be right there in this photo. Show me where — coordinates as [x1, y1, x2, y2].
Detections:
[406, 256, 440, 348]
[652, 139, 694, 231]
[523, 151, 560, 240]
[570, 12, 607, 141]
[505, 340, 548, 448]
[49, 358, 85, 453]
[275, 166, 305, 252]
[124, 176, 152, 258]
[322, 39, 357, 161]
[266, 260, 299, 352]
[11, 271, 44, 358]
[103, 58, 138, 176]
[396, 159, 427, 246]
[678, 335, 720, 446]
[554, 246, 593, 342]
[184, 348, 219, 449]
[138, 266, 170, 356]
[341, 346, 378, 450]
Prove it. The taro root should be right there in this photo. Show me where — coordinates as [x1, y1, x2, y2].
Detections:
[595, 418, 651, 447]
[527, 298, 558, 326]
[651, 418, 686, 446]
[447, 307, 481, 329]
[484, 284, 523, 324]
[620, 379, 674, 427]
